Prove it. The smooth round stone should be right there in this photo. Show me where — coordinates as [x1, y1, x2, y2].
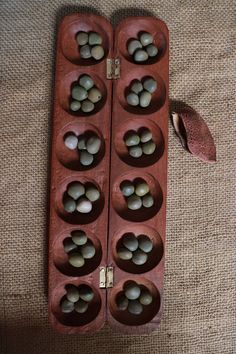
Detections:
[85, 187, 100, 202]
[142, 141, 156, 155]
[81, 243, 96, 259]
[67, 182, 85, 200]
[91, 45, 104, 60]
[68, 253, 85, 268]
[64, 134, 78, 150]
[143, 78, 157, 93]
[125, 284, 141, 300]
[132, 250, 148, 265]
[86, 136, 101, 154]
[66, 285, 80, 303]
[139, 290, 153, 305]
[135, 182, 149, 197]
[140, 129, 152, 143]
[138, 235, 153, 253]
[140, 32, 153, 46]
[130, 81, 143, 94]
[79, 75, 94, 90]
[127, 195, 142, 210]
[123, 234, 138, 252]
[63, 238, 77, 253]
[134, 49, 148, 62]
[70, 100, 81, 112]
[117, 247, 133, 260]
[129, 146, 143, 158]
[71, 86, 88, 101]
[77, 136, 86, 150]
[140, 91, 152, 107]
[125, 133, 140, 147]
[80, 150, 94, 166]
[146, 44, 158, 57]
[128, 300, 143, 315]
[126, 92, 139, 106]
[142, 194, 154, 208]
[120, 181, 135, 197]
[76, 32, 89, 46]
[127, 39, 142, 55]
[61, 298, 74, 313]
[88, 87, 102, 103]
[74, 299, 88, 313]
[63, 197, 76, 213]
[80, 44, 92, 59]
[81, 100, 95, 113]
[76, 198, 92, 213]
[117, 295, 129, 311]
[88, 32, 102, 45]
[79, 286, 94, 302]
[71, 230, 87, 246]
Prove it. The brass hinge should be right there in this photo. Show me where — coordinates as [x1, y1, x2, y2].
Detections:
[99, 266, 106, 288]
[106, 58, 120, 79]
[99, 266, 114, 288]
[106, 266, 114, 288]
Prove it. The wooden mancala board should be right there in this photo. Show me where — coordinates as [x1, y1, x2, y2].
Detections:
[48, 13, 169, 334]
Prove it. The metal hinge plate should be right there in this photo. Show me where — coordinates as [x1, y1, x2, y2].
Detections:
[106, 266, 114, 288]
[99, 266, 106, 288]
[106, 58, 120, 79]
[113, 58, 120, 79]
[99, 266, 114, 288]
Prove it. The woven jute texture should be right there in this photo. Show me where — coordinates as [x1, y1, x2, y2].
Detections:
[1, 1, 235, 353]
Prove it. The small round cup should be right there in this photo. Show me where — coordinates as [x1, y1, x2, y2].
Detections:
[112, 172, 163, 222]
[55, 177, 104, 224]
[56, 122, 105, 171]
[112, 225, 164, 274]
[51, 280, 101, 327]
[60, 16, 110, 65]
[116, 69, 166, 115]
[52, 226, 102, 277]
[109, 277, 161, 326]
[58, 70, 107, 117]
[117, 18, 167, 65]
[114, 119, 165, 167]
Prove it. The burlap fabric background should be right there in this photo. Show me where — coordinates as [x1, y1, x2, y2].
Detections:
[1, 1, 235, 353]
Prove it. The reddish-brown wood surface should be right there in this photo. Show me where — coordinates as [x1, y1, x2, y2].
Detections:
[48, 13, 113, 334]
[49, 13, 169, 335]
[107, 17, 169, 334]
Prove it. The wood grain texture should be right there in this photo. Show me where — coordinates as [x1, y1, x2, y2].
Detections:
[107, 16, 169, 334]
[48, 13, 113, 334]
[48, 13, 169, 335]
